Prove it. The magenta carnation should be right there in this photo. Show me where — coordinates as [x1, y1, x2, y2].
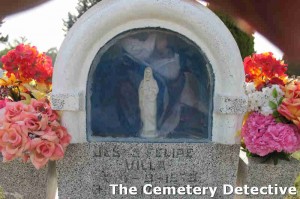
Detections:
[242, 112, 300, 156]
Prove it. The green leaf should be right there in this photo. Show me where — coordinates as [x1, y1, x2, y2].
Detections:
[278, 97, 284, 105]
[273, 111, 280, 118]
[261, 155, 271, 163]
[269, 101, 278, 110]
[277, 152, 291, 161]
[272, 88, 278, 98]
[273, 157, 279, 165]
[275, 118, 282, 123]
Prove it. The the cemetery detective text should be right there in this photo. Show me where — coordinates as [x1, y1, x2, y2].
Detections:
[109, 184, 297, 197]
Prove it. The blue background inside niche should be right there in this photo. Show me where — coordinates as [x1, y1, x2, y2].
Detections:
[87, 28, 214, 142]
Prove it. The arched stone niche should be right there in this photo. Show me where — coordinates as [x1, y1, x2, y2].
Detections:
[87, 28, 214, 142]
[52, 0, 247, 144]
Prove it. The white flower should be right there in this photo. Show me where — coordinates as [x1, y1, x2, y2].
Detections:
[246, 84, 284, 115]
[260, 106, 273, 116]
[244, 82, 256, 95]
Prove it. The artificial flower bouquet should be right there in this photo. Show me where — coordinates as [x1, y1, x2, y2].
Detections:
[242, 52, 300, 164]
[0, 44, 71, 169]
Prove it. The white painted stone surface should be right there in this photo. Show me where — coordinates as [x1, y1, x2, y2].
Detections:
[52, 0, 246, 144]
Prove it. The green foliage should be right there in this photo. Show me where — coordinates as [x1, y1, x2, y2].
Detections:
[269, 101, 277, 110]
[0, 34, 8, 43]
[0, 186, 4, 199]
[46, 47, 58, 64]
[267, 88, 288, 123]
[245, 149, 291, 165]
[0, 20, 8, 44]
[214, 11, 255, 59]
[63, 0, 102, 32]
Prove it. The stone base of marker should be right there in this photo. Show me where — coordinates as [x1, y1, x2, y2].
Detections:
[236, 152, 300, 199]
[0, 157, 48, 199]
[57, 143, 240, 199]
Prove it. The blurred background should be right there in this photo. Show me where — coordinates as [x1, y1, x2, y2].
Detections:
[0, 0, 293, 74]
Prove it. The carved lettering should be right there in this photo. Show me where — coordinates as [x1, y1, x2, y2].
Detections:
[125, 160, 138, 170]
[186, 148, 193, 158]
[92, 145, 197, 194]
[131, 148, 140, 158]
[93, 146, 121, 158]
[113, 146, 120, 157]
[125, 160, 165, 171]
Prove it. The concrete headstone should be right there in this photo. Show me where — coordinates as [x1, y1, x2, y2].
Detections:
[57, 143, 240, 198]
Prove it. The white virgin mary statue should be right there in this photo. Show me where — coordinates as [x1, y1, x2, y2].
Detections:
[139, 67, 159, 138]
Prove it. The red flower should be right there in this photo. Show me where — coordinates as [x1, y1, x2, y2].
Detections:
[244, 52, 287, 90]
[1, 44, 53, 84]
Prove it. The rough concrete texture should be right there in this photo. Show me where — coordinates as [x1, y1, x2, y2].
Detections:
[57, 143, 240, 199]
[236, 152, 300, 199]
[0, 157, 48, 199]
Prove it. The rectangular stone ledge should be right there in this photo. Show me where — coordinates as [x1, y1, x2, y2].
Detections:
[0, 157, 48, 199]
[57, 143, 240, 199]
[215, 95, 248, 114]
[236, 151, 300, 199]
[51, 92, 84, 111]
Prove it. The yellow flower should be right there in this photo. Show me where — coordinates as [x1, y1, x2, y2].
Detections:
[23, 82, 51, 100]
[20, 92, 32, 105]
[292, 151, 300, 160]
[0, 73, 18, 87]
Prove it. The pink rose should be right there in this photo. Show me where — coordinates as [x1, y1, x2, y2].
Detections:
[50, 144, 64, 161]
[24, 113, 48, 131]
[20, 113, 40, 131]
[30, 139, 55, 169]
[5, 102, 33, 123]
[48, 110, 58, 122]
[0, 108, 6, 127]
[30, 139, 65, 169]
[31, 99, 57, 121]
[54, 126, 71, 148]
[30, 151, 49, 170]
[0, 99, 7, 109]
[0, 125, 29, 162]
[33, 127, 59, 142]
[34, 140, 56, 158]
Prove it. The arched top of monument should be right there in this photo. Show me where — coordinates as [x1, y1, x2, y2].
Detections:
[52, 0, 247, 144]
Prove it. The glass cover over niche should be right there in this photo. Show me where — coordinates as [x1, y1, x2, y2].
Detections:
[87, 28, 214, 141]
